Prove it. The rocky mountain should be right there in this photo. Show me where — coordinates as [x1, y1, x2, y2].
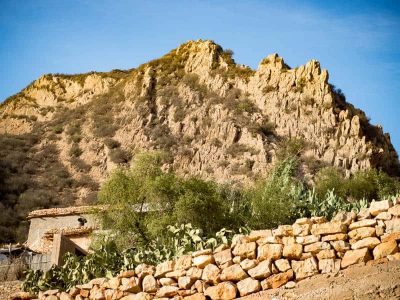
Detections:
[0, 40, 399, 242]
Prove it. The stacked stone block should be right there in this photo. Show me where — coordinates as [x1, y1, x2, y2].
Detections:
[34, 199, 400, 300]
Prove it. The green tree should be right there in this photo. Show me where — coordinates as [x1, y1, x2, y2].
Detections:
[97, 151, 179, 249]
[248, 157, 304, 229]
[173, 178, 229, 235]
[314, 167, 346, 198]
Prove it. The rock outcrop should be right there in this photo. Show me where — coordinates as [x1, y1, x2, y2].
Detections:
[0, 40, 399, 238]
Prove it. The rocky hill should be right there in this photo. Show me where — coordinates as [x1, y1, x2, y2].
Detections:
[0, 40, 399, 242]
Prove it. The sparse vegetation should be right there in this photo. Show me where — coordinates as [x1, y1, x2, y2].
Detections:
[70, 157, 91, 172]
[226, 143, 258, 157]
[276, 137, 306, 160]
[262, 85, 277, 93]
[293, 77, 306, 93]
[104, 138, 121, 149]
[109, 148, 132, 164]
[0, 131, 75, 243]
[69, 143, 83, 157]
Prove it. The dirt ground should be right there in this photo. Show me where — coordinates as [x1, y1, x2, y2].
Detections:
[0, 280, 22, 299]
[240, 260, 400, 300]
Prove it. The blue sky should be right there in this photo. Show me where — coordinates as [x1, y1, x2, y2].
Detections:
[1, 0, 399, 153]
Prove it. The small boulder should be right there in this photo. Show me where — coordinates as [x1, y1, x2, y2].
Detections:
[291, 257, 319, 280]
[220, 264, 248, 281]
[237, 277, 261, 296]
[373, 240, 398, 260]
[248, 259, 272, 279]
[204, 282, 237, 300]
[257, 244, 283, 261]
[341, 248, 372, 268]
[261, 269, 294, 290]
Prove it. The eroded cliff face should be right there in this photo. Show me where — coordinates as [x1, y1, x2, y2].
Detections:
[0, 40, 398, 208]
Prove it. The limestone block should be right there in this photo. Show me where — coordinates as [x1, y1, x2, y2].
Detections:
[186, 267, 203, 280]
[193, 280, 204, 293]
[348, 227, 376, 240]
[204, 282, 237, 300]
[373, 240, 398, 260]
[369, 200, 392, 216]
[321, 233, 347, 242]
[240, 259, 257, 271]
[193, 255, 214, 269]
[316, 249, 336, 260]
[249, 229, 273, 239]
[283, 244, 303, 260]
[142, 275, 158, 293]
[282, 236, 296, 246]
[274, 259, 291, 272]
[385, 219, 400, 233]
[248, 259, 272, 279]
[376, 225, 385, 237]
[304, 242, 331, 254]
[291, 257, 319, 280]
[183, 293, 206, 300]
[179, 276, 197, 290]
[156, 286, 179, 298]
[165, 269, 186, 279]
[332, 211, 356, 226]
[330, 240, 350, 252]
[351, 237, 380, 250]
[120, 277, 141, 293]
[318, 259, 341, 274]
[60, 292, 73, 300]
[155, 261, 175, 278]
[159, 277, 177, 286]
[388, 204, 400, 217]
[201, 264, 220, 284]
[311, 222, 347, 236]
[381, 232, 400, 243]
[261, 269, 294, 290]
[232, 242, 256, 259]
[341, 248, 372, 268]
[348, 219, 376, 230]
[220, 264, 248, 281]
[257, 236, 282, 245]
[357, 208, 371, 220]
[387, 253, 400, 261]
[135, 264, 155, 279]
[213, 249, 232, 267]
[296, 235, 320, 245]
[213, 244, 229, 253]
[192, 249, 212, 257]
[175, 255, 193, 270]
[107, 277, 120, 290]
[294, 217, 313, 225]
[292, 223, 311, 236]
[237, 278, 261, 297]
[119, 270, 135, 278]
[310, 216, 328, 224]
[257, 244, 283, 261]
[375, 212, 392, 220]
[274, 225, 293, 237]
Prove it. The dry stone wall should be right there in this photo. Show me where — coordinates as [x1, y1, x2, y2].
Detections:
[24, 199, 400, 300]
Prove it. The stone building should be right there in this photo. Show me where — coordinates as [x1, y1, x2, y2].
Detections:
[25, 206, 105, 269]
